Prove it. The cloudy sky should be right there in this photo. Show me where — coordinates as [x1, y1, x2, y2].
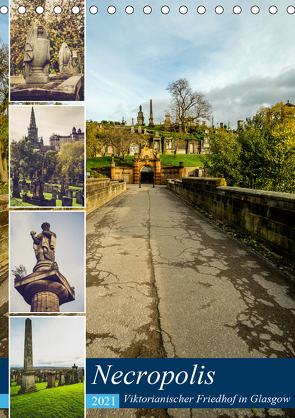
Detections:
[10, 316, 85, 368]
[9, 105, 85, 145]
[9, 211, 85, 313]
[86, 0, 295, 128]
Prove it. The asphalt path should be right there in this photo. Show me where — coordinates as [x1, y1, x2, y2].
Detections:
[86, 184, 295, 418]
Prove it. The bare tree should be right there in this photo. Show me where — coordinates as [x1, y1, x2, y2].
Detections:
[167, 78, 212, 132]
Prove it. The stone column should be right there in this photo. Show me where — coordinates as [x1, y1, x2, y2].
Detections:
[133, 159, 140, 184]
[111, 157, 116, 180]
[18, 318, 38, 394]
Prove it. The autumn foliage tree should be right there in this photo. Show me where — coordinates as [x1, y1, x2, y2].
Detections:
[206, 102, 295, 193]
[10, 0, 84, 76]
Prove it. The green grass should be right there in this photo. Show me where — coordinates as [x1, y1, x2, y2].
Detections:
[87, 154, 207, 171]
[10, 381, 84, 418]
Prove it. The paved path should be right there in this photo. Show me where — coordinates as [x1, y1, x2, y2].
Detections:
[86, 184, 295, 418]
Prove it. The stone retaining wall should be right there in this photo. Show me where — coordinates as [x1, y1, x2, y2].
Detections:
[86, 178, 126, 216]
[167, 178, 295, 265]
[0, 195, 9, 275]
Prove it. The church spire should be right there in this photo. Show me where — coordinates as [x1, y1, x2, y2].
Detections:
[30, 107, 36, 129]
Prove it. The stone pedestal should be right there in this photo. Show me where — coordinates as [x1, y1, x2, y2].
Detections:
[18, 371, 38, 394]
[58, 372, 65, 386]
[14, 269, 75, 313]
[46, 372, 56, 388]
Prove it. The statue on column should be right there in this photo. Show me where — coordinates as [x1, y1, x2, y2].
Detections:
[30, 222, 58, 270]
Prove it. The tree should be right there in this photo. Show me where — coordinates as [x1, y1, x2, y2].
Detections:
[0, 38, 8, 183]
[100, 127, 140, 160]
[56, 142, 84, 183]
[86, 120, 102, 158]
[167, 78, 212, 132]
[204, 130, 242, 186]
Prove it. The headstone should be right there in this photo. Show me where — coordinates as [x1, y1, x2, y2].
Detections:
[131, 126, 135, 133]
[58, 371, 65, 386]
[75, 190, 84, 206]
[52, 189, 57, 200]
[24, 25, 50, 84]
[65, 373, 71, 385]
[12, 173, 20, 198]
[17, 373, 22, 386]
[62, 196, 72, 206]
[46, 372, 56, 388]
[144, 128, 147, 134]
[138, 126, 142, 134]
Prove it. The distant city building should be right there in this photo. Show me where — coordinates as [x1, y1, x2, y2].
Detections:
[24, 107, 84, 152]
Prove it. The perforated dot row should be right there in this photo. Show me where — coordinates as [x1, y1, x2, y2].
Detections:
[14, 5, 81, 15]
[89, 5, 295, 14]
[3, 4, 295, 15]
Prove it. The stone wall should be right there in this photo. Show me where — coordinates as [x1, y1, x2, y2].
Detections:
[86, 178, 126, 215]
[166, 178, 295, 265]
[0, 195, 8, 267]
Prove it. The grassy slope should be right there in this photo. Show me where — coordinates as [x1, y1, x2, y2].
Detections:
[10, 381, 84, 418]
[87, 154, 207, 171]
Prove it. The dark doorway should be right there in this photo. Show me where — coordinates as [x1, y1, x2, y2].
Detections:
[140, 166, 154, 184]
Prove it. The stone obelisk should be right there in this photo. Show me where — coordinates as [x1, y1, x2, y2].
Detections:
[149, 99, 154, 127]
[18, 318, 38, 394]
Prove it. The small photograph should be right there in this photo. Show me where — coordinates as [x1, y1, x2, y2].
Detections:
[10, 316, 85, 418]
[9, 211, 85, 313]
[9, 0, 84, 101]
[9, 105, 85, 208]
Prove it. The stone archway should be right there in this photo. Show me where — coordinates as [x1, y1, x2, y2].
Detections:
[140, 165, 154, 184]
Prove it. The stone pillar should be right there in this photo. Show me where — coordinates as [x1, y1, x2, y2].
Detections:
[18, 318, 38, 394]
[155, 157, 161, 184]
[133, 159, 140, 184]
[46, 372, 56, 388]
[179, 162, 184, 179]
[111, 157, 116, 180]
[149, 99, 154, 127]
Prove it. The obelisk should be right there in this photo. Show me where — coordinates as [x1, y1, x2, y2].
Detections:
[18, 318, 38, 394]
[149, 99, 154, 127]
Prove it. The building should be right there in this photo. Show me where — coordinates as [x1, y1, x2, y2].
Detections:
[49, 127, 84, 151]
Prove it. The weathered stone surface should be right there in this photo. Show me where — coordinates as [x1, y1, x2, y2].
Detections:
[18, 318, 38, 394]
[24, 25, 50, 84]
[10, 75, 84, 101]
[59, 42, 72, 74]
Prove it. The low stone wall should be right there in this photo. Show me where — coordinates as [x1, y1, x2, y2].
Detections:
[0, 195, 9, 275]
[167, 178, 295, 265]
[86, 178, 126, 215]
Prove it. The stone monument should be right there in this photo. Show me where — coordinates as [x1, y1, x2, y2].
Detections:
[149, 99, 154, 127]
[18, 318, 38, 394]
[137, 105, 144, 126]
[24, 25, 50, 84]
[59, 43, 71, 74]
[14, 223, 75, 312]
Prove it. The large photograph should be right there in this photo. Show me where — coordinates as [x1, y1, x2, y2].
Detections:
[85, 3, 295, 417]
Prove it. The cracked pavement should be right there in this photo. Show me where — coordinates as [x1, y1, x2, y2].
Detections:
[86, 184, 295, 418]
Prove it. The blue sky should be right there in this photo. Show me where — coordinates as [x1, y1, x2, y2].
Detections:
[86, 0, 295, 128]
[9, 211, 85, 313]
[10, 317, 85, 368]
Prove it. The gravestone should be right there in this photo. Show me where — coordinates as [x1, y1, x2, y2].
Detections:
[58, 371, 65, 386]
[62, 196, 72, 206]
[12, 174, 20, 198]
[46, 372, 56, 388]
[17, 373, 22, 386]
[65, 373, 71, 385]
[75, 190, 84, 206]
[52, 189, 57, 200]
[138, 126, 142, 134]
